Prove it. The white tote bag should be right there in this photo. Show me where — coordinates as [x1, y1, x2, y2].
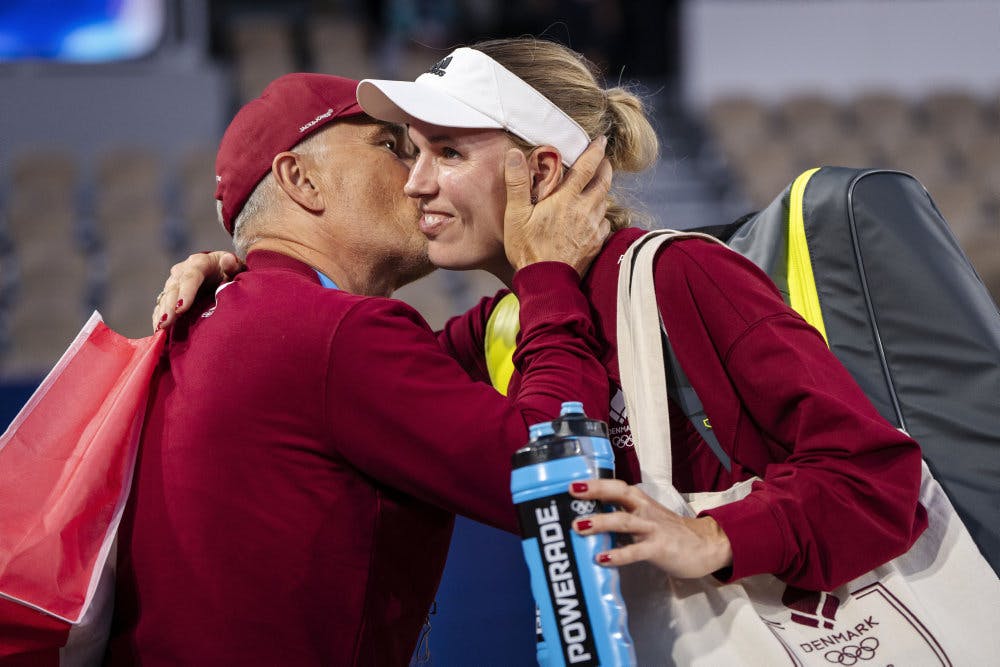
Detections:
[615, 230, 1000, 666]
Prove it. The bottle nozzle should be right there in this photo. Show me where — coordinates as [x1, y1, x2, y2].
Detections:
[559, 401, 585, 417]
[529, 422, 556, 441]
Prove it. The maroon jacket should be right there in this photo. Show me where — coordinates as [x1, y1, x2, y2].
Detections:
[106, 251, 608, 666]
[439, 227, 928, 591]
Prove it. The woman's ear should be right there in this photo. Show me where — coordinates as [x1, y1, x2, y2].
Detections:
[526, 145, 564, 203]
[272, 151, 325, 214]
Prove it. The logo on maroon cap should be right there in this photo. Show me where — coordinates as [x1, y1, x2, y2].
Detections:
[299, 108, 334, 133]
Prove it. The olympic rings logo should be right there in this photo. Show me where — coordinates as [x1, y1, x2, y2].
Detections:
[570, 499, 597, 516]
[824, 637, 879, 664]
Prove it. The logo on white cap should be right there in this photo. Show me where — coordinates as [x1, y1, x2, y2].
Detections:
[427, 56, 452, 77]
[357, 48, 590, 166]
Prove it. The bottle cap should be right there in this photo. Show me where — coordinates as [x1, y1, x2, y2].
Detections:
[552, 414, 609, 440]
[512, 433, 585, 469]
[559, 401, 585, 416]
[529, 422, 555, 441]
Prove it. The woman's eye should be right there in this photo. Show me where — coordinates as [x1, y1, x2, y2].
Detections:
[382, 139, 397, 152]
[442, 147, 460, 159]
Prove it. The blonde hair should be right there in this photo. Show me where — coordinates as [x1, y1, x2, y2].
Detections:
[474, 37, 659, 230]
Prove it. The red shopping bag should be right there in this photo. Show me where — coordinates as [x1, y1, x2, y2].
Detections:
[0, 313, 164, 665]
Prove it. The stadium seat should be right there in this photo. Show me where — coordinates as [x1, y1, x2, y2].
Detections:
[1, 152, 95, 374]
[95, 147, 165, 243]
[960, 134, 1000, 204]
[176, 144, 235, 254]
[777, 93, 846, 165]
[849, 91, 916, 160]
[99, 228, 173, 338]
[7, 152, 79, 246]
[921, 89, 990, 157]
[704, 96, 774, 168]
[308, 16, 371, 80]
[810, 135, 874, 171]
[2, 235, 91, 378]
[230, 15, 296, 103]
[930, 181, 990, 243]
[880, 132, 957, 194]
[731, 141, 802, 209]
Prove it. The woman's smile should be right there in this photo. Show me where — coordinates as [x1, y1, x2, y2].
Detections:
[418, 209, 453, 237]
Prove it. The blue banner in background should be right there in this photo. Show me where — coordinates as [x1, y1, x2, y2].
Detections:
[425, 515, 536, 665]
[0, 379, 40, 429]
[0, 0, 164, 62]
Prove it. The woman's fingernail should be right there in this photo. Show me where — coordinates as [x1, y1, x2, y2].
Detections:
[160, 313, 168, 322]
[571, 482, 588, 493]
[576, 519, 592, 531]
[176, 299, 184, 309]
[597, 553, 611, 564]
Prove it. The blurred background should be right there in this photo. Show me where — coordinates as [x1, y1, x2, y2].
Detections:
[0, 0, 997, 383]
[0, 0, 996, 661]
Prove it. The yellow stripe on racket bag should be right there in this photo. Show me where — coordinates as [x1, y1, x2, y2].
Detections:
[786, 167, 830, 345]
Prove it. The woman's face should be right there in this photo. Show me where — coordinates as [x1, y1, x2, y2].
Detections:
[404, 120, 518, 281]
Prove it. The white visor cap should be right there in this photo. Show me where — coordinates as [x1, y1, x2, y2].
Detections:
[357, 47, 590, 166]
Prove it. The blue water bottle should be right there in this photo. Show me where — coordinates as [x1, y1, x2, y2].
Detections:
[540, 400, 618, 664]
[512, 414, 635, 666]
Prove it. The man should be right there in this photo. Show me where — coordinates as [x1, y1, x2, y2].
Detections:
[105, 73, 612, 665]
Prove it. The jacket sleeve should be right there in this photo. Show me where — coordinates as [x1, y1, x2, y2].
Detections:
[323, 262, 608, 533]
[435, 290, 510, 384]
[655, 240, 927, 590]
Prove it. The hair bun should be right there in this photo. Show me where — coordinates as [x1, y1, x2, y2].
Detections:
[603, 87, 658, 173]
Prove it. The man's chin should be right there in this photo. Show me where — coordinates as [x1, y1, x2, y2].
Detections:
[392, 253, 436, 292]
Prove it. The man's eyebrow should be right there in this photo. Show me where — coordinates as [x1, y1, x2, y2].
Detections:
[425, 134, 455, 143]
[370, 120, 402, 133]
[369, 122, 407, 140]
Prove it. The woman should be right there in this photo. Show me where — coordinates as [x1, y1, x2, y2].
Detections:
[158, 37, 926, 590]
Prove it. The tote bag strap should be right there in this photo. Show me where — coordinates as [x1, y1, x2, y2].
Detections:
[616, 230, 728, 516]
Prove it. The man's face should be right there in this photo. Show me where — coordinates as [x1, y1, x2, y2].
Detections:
[306, 118, 431, 290]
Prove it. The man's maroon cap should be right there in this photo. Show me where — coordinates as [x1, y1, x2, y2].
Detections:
[214, 73, 364, 234]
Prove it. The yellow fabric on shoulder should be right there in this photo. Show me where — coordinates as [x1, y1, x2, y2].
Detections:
[484, 293, 520, 395]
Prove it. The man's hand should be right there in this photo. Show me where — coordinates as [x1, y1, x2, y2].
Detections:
[152, 251, 243, 331]
[503, 137, 612, 278]
[569, 478, 734, 579]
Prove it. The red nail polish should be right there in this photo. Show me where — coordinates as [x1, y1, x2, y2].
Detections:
[576, 519, 592, 531]
[160, 313, 168, 322]
[598, 553, 611, 564]
[176, 299, 184, 309]
[571, 482, 588, 493]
